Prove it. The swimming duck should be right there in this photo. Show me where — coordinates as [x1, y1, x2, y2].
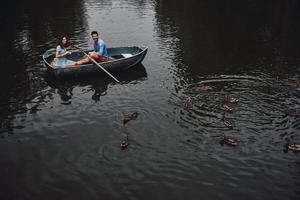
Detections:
[224, 95, 238, 103]
[288, 144, 300, 152]
[121, 136, 129, 149]
[220, 135, 237, 146]
[223, 118, 233, 129]
[196, 84, 213, 92]
[296, 80, 300, 90]
[220, 104, 232, 112]
[123, 112, 138, 125]
[287, 112, 300, 117]
[183, 97, 192, 108]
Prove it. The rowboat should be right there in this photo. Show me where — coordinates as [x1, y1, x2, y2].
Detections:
[42, 46, 148, 78]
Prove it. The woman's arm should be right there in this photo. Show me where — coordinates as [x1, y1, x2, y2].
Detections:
[55, 50, 71, 58]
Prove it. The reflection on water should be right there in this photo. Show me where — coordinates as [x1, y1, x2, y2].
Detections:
[1, 0, 300, 200]
[154, 0, 300, 80]
[45, 64, 147, 103]
[0, 0, 88, 146]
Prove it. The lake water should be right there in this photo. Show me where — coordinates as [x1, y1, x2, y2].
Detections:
[1, 0, 300, 199]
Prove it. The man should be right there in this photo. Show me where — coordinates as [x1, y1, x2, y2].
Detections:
[89, 31, 108, 62]
[66, 31, 108, 67]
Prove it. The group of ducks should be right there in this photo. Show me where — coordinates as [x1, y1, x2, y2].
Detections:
[183, 84, 240, 147]
[220, 95, 238, 146]
[119, 81, 300, 152]
[182, 83, 300, 152]
[120, 112, 139, 149]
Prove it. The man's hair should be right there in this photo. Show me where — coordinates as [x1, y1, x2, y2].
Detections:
[91, 31, 98, 35]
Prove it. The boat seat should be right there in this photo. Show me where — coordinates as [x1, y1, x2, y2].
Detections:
[122, 53, 132, 58]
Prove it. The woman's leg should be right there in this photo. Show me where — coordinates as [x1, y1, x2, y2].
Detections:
[65, 61, 77, 67]
[75, 57, 91, 65]
[65, 56, 91, 67]
[65, 53, 107, 67]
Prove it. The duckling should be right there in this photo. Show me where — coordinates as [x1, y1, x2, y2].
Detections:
[220, 104, 232, 112]
[223, 118, 233, 129]
[183, 97, 192, 108]
[220, 134, 237, 146]
[120, 136, 129, 149]
[224, 95, 238, 103]
[196, 84, 213, 92]
[287, 112, 300, 117]
[123, 112, 139, 125]
[288, 144, 300, 152]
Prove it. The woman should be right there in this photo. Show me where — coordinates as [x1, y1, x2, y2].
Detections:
[51, 35, 73, 67]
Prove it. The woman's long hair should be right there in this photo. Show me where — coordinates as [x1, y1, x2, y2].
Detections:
[58, 35, 69, 49]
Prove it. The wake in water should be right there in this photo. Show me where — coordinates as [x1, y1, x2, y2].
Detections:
[167, 75, 300, 151]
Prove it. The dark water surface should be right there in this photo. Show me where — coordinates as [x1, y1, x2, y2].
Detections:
[1, 0, 300, 199]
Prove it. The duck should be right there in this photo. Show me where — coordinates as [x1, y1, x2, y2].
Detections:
[223, 118, 233, 129]
[220, 134, 237, 146]
[196, 84, 213, 92]
[224, 95, 238, 103]
[183, 97, 192, 108]
[220, 104, 232, 112]
[287, 112, 300, 117]
[120, 136, 129, 149]
[288, 144, 300, 152]
[123, 112, 139, 125]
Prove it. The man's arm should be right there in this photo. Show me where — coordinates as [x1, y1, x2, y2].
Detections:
[99, 41, 104, 56]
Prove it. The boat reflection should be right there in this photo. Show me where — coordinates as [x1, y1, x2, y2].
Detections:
[45, 64, 147, 102]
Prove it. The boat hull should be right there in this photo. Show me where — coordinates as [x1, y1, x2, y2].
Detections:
[43, 46, 148, 78]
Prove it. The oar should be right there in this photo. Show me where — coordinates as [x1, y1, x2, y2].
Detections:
[72, 45, 120, 83]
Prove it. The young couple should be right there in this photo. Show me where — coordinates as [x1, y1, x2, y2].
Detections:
[52, 31, 108, 67]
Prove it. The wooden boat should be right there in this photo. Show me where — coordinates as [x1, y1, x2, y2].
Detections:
[43, 46, 148, 78]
